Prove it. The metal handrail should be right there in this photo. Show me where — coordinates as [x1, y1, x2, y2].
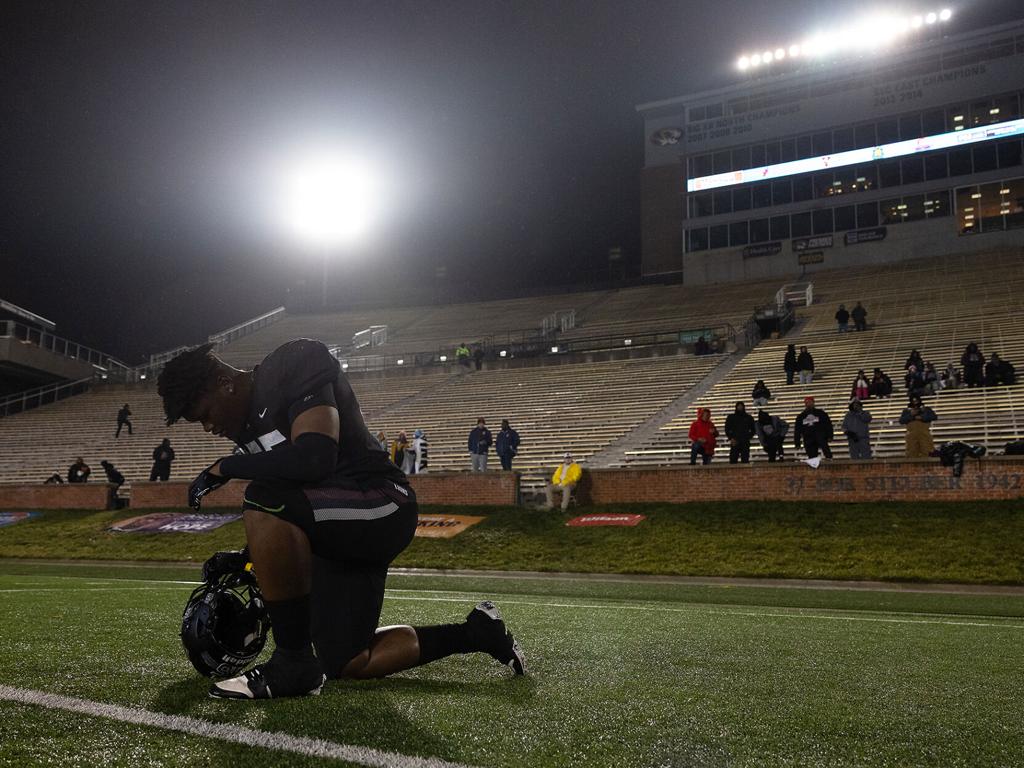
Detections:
[0, 377, 93, 418]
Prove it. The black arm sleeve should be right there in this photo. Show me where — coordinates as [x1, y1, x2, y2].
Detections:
[218, 432, 338, 483]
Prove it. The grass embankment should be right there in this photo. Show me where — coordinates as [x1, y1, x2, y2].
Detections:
[2, 501, 1022, 583]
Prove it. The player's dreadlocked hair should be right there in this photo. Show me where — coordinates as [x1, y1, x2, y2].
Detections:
[157, 343, 219, 425]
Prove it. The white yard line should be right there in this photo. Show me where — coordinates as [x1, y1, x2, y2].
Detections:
[0, 684, 478, 768]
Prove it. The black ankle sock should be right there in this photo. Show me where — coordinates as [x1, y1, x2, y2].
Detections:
[266, 595, 312, 652]
[414, 623, 474, 665]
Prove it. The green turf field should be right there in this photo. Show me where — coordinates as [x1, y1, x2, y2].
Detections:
[1, 561, 1022, 767]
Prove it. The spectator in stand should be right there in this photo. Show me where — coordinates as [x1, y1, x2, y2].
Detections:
[961, 342, 984, 388]
[411, 429, 429, 474]
[468, 417, 492, 471]
[904, 365, 926, 398]
[870, 367, 893, 398]
[794, 396, 834, 461]
[473, 346, 485, 371]
[851, 302, 868, 332]
[797, 346, 815, 385]
[940, 362, 960, 390]
[496, 419, 521, 471]
[115, 403, 133, 438]
[850, 369, 870, 401]
[694, 336, 711, 356]
[545, 453, 582, 511]
[922, 362, 940, 394]
[835, 304, 850, 333]
[390, 431, 409, 470]
[149, 438, 175, 481]
[688, 408, 718, 465]
[904, 349, 924, 373]
[455, 343, 471, 369]
[900, 395, 938, 458]
[985, 353, 1016, 386]
[725, 401, 756, 464]
[67, 457, 91, 483]
[842, 399, 873, 460]
[751, 379, 772, 406]
[756, 409, 788, 462]
[783, 344, 798, 385]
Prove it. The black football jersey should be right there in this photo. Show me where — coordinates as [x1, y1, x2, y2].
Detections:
[233, 339, 405, 488]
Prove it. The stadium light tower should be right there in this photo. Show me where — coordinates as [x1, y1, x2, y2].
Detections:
[282, 151, 379, 307]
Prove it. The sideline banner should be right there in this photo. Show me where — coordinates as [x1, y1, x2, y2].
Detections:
[566, 514, 646, 527]
[0, 511, 41, 528]
[109, 512, 241, 533]
[415, 514, 485, 538]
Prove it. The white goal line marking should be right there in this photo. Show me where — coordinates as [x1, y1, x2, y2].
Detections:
[0, 684, 477, 768]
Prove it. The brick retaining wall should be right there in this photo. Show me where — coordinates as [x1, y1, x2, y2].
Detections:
[584, 457, 1024, 504]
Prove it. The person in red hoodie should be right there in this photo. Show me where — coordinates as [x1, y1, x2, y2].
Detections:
[688, 407, 719, 465]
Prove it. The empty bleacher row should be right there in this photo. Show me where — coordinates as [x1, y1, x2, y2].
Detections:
[623, 248, 1024, 465]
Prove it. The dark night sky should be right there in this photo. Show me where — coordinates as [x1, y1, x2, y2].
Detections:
[2, 0, 1021, 363]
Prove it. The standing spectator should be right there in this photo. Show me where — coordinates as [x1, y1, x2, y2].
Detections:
[725, 402, 756, 464]
[375, 431, 388, 451]
[756, 410, 788, 462]
[688, 407, 718, 465]
[67, 457, 91, 483]
[496, 419, 520, 471]
[939, 362, 960, 390]
[751, 380, 772, 406]
[694, 336, 710, 356]
[149, 438, 175, 481]
[472, 346, 485, 371]
[850, 369, 870, 401]
[411, 429, 429, 474]
[797, 346, 815, 385]
[544, 453, 582, 510]
[961, 342, 984, 388]
[455, 343, 471, 369]
[390, 431, 409, 470]
[783, 344, 798, 385]
[468, 417, 492, 471]
[835, 304, 850, 333]
[904, 349, 924, 373]
[870, 367, 893, 398]
[851, 301, 868, 332]
[900, 395, 938, 458]
[842, 399, 873, 460]
[115, 403, 133, 438]
[794, 397, 834, 460]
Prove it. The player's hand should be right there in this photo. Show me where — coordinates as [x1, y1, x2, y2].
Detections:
[201, 547, 250, 583]
[188, 462, 227, 509]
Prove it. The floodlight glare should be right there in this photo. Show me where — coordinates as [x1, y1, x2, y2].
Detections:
[939, 8, 952, 21]
[925, 12, 937, 24]
[283, 152, 378, 249]
[738, 56, 750, 70]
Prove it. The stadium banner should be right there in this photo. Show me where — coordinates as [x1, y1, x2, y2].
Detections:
[108, 512, 241, 533]
[797, 251, 825, 265]
[566, 513, 646, 527]
[0, 511, 40, 528]
[742, 242, 781, 259]
[845, 227, 888, 246]
[415, 514, 485, 538]
[792, 234, 833, 252]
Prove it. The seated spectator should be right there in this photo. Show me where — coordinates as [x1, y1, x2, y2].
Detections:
[961, 342, 984, 388]
[755, 409, 788, 462]
[797, 346, 815, 385]
[900, 395, 938, 458]
[939, 362, 960, 390]
[694, 336, 711, 356]
[835, 304, 850, 333]
[850, 369, 870, 401]
[869, 368, 893, 398]
[851, 301, 868, 332]
[67, 457, 91, 483]
[842, 399, 873, 460]
[904, 349, 924, 372]
[904, 365, 926, 397]
[688, 407, 718, 465]
[751, 379, 772, 406]
[545, 453, 582, 511]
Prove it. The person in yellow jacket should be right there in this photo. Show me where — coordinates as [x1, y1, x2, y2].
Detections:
[545, 452, 582, 510]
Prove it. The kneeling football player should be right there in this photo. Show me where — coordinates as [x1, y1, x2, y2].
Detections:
[158, 339, 526, 699]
